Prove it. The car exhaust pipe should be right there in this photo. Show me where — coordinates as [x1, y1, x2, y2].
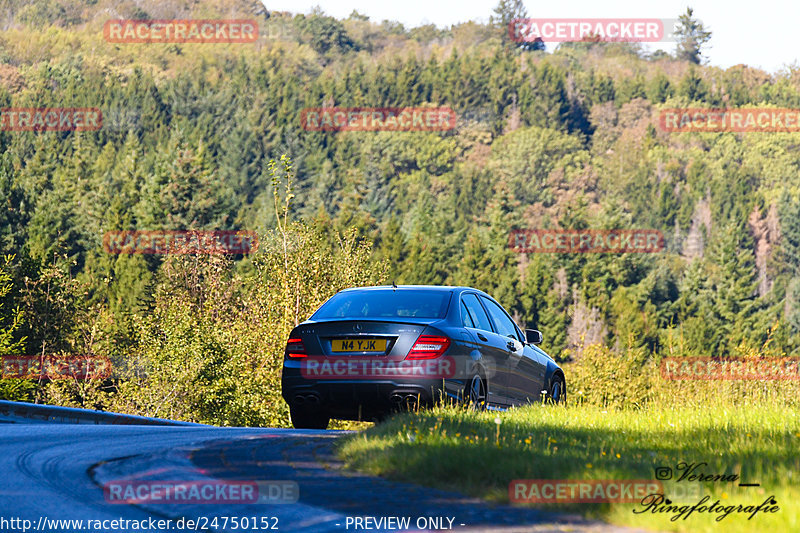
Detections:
[294, 393, 321, 407]
[390, 393, 420, 410]
[305, 394, 320, 405]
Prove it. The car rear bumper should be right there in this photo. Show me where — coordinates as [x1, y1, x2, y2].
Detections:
[282, 366, 458, 420]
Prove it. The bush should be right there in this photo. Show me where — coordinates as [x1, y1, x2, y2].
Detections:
[107, 157, 386, 425]
[565, 334, 800, 410]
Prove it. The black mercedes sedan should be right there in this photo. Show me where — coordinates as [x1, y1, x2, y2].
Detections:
[281, 285, 566, 429]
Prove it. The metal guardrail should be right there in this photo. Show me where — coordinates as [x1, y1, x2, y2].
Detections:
[0, 400, 204, 426]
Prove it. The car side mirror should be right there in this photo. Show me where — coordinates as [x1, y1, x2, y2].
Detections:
[526, 329, 543, 345]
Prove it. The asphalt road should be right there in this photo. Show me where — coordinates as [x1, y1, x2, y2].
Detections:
[0, 423, 646, 533]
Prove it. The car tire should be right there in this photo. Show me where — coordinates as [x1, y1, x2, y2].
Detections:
[290, 407, 330, 429]
[545, 375, 566, 404]
[465, 372, 487, 410]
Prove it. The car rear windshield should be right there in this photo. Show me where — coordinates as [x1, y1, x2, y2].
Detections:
[312, 290, 451, 319]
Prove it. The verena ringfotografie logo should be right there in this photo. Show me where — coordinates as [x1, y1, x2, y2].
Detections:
[509, 19, 679, 43]
[1, 355, 112, 380]
[660, 357, 800, 380]
[509, 229, 664, 253]
[634, 493, 779, 522]
[104, 480, 298, 504]
[659, 108, 800, 132]
[1, 108, 102, 131]
[300, 107, 457, 132]
[300, 356, 457, 379]
[103, 20, 258, 43]
[510, 480, 663, 503]
[103, 230, 258, 255]
[647, 462, 775, 514]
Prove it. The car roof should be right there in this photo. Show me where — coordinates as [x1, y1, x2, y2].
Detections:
[338, 285, 497, 301]
[339, 285, 485, 295]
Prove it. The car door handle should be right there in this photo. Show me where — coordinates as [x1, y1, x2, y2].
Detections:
[477, 333, 487, 341]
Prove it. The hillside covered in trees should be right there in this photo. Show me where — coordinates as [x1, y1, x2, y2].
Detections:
[1, 0, 799, 423]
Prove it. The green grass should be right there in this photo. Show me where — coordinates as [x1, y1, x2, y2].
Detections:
[337, 403, 800, 532]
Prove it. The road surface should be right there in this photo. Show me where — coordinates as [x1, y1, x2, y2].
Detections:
[0, 422, 646, 532]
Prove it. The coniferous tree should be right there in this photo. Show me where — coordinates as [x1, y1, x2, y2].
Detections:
[492, 0, 544, 51]
[677, 68, 709, 102]
[674, 7, 712, 64]
[646, 73, 673, 103]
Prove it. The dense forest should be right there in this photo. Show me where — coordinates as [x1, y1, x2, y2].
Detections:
[1, 0, 799, 424]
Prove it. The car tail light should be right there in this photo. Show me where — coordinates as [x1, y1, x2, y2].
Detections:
[406, 335, 451, 360]
[285, 338, 307, 358]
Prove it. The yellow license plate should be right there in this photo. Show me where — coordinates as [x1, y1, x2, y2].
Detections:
[331, 338, 387, 352]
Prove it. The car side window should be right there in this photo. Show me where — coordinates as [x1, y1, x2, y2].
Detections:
[461, 294, 493, 332]
[460, 301, 475, 328]
[481, 296, 521, 341]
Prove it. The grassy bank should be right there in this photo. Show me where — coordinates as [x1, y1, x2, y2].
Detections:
[338, 403, 799, 532]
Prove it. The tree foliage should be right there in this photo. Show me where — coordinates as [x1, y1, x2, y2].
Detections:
[0, 1, 797, 421]
[674, 7, 712, 64]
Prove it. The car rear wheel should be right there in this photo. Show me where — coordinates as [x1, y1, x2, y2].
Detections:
[546, 375, 566, 404]
[466, 374, 487, 410]
[290, 407, 330, 429]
